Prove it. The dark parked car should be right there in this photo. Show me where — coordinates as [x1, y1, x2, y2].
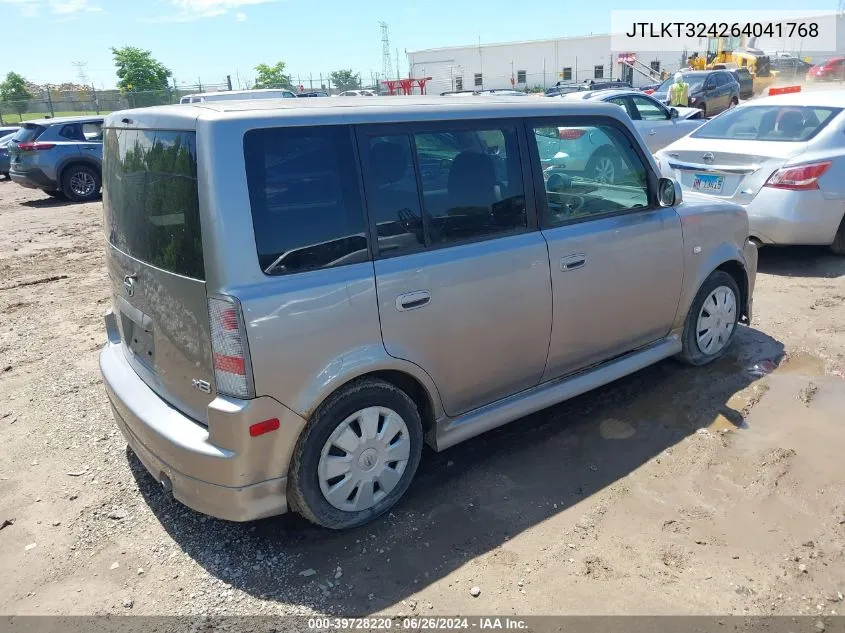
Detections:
[771, 57, 813, 80]
[296, 91, 330, 97]
[651, 70, 740, 118]
[0, 132, 16, 178]
[7, 115, 103, 201]
[728, 67, 754, 99]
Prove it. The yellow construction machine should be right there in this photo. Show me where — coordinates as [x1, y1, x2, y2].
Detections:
[687, 36, 776, 94]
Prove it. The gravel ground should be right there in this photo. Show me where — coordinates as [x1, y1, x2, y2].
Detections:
[0, 181, 844, 617]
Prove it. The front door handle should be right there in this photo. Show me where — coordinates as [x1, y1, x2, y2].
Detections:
[560, 254, 586, 271]
[648, 129, 657, 136]
[396, 290, 431, 311]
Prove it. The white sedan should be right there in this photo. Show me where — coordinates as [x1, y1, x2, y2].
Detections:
[556, 89, 706, 152]
[656, 90, 845, 254]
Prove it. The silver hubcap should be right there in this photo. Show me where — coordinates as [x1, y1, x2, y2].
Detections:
[69, 170, 95, 197]
[594, 157, 615, 183]
[696, 285, 736, 355]
[318, 406, 411, 512]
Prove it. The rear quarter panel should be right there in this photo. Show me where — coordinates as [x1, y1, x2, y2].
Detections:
[673, 193, 753, 329]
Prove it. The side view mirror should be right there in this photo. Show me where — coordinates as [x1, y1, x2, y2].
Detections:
[669, 107, 679, 119]
[658, 177, 683, 207]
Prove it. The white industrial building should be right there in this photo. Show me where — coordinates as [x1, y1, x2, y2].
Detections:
[408, 15, 845, 94]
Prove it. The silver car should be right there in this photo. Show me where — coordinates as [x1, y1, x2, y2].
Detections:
[8, 116, 103, 201]
[556, 89, 705, 153]
[99, 97, 757, 529]
[656, 90, 845, 254]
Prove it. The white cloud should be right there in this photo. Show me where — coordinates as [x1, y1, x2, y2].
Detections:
[0, 0, 102, 17]
[148, 0, 276, 22]
[235, 11, 246, 20]
[50, 0, 103, 13]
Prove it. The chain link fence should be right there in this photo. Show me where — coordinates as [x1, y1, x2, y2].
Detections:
[0, 83, 230, 124]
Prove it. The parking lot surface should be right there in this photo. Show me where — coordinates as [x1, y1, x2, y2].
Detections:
[0, 181, 843, 616]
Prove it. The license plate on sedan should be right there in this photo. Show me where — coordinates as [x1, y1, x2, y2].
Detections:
[692, 173, 724, 193]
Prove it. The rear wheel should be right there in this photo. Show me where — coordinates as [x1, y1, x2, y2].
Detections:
[677, 271, 741, 366]
[288, 378, 423, 529]
[585, 149, 621, 185]
[830, 217, 845, 255]
[61, 164, 100, 202]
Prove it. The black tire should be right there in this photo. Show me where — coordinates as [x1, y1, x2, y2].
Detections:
[585, 148, 622, 185]
[288, 378, 424, 530]
[729, 97, 739, 108]
[831, 216, 845, 256]
[61, 164, 101, 202]
[677, 271, 741, 366]
[698, 102, 707, 118]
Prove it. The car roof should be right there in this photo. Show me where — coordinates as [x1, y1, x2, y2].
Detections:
[558, 88, 646, 101]
[106, 96, 634, 129]
[22, 115, 104, 126]
[737, 89, 845, 108]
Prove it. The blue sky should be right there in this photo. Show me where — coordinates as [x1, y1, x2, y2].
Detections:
[1, 0, 838, 89]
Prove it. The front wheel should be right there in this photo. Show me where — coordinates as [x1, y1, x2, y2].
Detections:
[729, 97, 739, 108]
[697, 103, 707, 118]
[677, 271, 741, 366]
[288, 378, 424, 529]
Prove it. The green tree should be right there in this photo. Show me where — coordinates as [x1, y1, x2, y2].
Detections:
[112, 46, 172, 96]
[329, 69, 361, 92]
[253, 62, 292, 89]
[0, 72, 33, 121]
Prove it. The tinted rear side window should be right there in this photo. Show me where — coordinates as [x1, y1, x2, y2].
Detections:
[12, 124, 44, 143]
[243, 126, 368, 275]
[103, 128, 203, 279]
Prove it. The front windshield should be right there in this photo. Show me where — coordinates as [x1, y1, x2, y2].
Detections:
[658, 74, 706, 93]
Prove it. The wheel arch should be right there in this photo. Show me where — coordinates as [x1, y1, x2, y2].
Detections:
[57, 156, 101, 192]
[296, 353, 444, 449]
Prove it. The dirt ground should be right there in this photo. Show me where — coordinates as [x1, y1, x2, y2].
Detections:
[0, 181, 843, 618]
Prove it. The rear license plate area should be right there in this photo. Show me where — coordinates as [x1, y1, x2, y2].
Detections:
[692, 173, 724, 193]
[123, 317, 155, 368]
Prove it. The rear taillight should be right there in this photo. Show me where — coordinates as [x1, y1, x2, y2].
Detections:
[558, 128, 586, 140]
[208, 296, 254, 399]
[17, 142, 55, 151]
[764, 161, 832, 191]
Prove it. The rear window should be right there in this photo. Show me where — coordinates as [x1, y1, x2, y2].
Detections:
[243, 125, 368, 276]
[692, 105, 842, 142]
[103, 128, 204, 279]
[12, 124, 44, 143]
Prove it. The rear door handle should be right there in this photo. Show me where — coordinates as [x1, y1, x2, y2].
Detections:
[560, 254, 586, 271]
[396, 290, 431, 311]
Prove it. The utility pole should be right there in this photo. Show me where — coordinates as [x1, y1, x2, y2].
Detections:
[45, 85, 55, 118]
[226, 75, 232, 91]
[379, 22, 393, 82]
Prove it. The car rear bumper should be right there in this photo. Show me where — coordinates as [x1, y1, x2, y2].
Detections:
[745, 188, 845, 246]
[10, 167, 56, 190]
[100, 310, 307, 522]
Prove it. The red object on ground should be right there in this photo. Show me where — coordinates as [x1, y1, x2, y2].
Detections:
[381, 77, 432, 95]
[768, 85, 801, 96]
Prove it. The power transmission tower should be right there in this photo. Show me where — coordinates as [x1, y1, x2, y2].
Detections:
[71, 60, 89, 86]
[379, 21, 393, 84]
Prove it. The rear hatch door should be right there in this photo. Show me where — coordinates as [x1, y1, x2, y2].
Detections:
[103, 122, 215, 423]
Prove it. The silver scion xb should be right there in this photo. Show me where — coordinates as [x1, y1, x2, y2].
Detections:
[100, 97, 757, 529]
[656, 91, 845, 254]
